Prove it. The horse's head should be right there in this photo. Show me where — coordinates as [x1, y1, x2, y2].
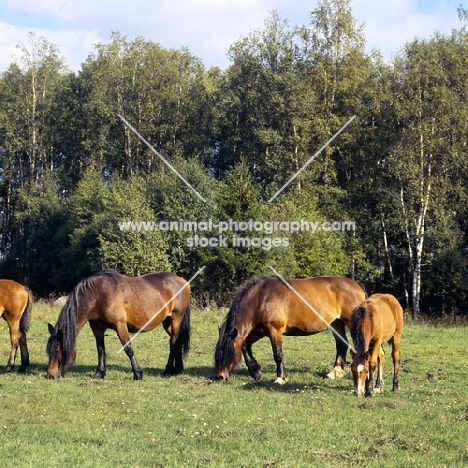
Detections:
[350, 350, 368, 396]
[46, 323, 76, 379]
[214, 325, 241, 380]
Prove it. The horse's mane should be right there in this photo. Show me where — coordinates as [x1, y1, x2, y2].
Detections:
[223, 276, 266, 334]
[214, 276, 267, 370]
[350, 303, 371, 357]
[75, 268, 123, 296]
[47, 269, 123, 369]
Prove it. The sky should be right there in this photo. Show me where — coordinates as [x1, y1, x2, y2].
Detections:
[0, 0, 463, 72]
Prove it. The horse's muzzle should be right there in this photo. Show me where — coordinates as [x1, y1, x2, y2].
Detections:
[213, 373, 228, 381]
[46, 372, 62, 380]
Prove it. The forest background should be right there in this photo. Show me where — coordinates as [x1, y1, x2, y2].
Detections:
[1, 0, 468, 316]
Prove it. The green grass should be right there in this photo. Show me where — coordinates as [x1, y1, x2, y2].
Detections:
[0, 302, 467, 467]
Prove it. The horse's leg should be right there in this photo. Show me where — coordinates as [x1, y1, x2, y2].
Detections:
[365, 363, 376, 397]
[162, 315, 183, 376]
[242, 334, 262, 380]
[115, 323, 143, 380]
[17, 330, 29, 373]
[365, 343, 381, 397]
[391, 335, 401, 391]
[89, 321, 107, 379]
[172, 314, 187, 376]
[374, 346, 385, 394]
[269, 332, 288, 385]
[327, 319, 348, 379]
[3, 319, 20, 373]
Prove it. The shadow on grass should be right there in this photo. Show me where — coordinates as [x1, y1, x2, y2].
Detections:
[196, 364, 354, 393]
[45, 363, 219, 380]
[15, 361, 353, 389]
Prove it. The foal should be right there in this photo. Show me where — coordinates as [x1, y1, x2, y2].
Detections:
[350, 293, 403, 397]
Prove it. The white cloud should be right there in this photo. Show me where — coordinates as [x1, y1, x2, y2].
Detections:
[0, 0, 463, 72]
[353, 0, 460, 59]
[0, 22, 101, 71]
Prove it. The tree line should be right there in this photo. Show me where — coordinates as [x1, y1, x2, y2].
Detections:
[1, 0, 467, 316]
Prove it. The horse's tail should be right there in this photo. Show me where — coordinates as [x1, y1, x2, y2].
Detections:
[357, 281, 368, 299]
[20, 288, 33, 333]
[177, 303, 191, 358]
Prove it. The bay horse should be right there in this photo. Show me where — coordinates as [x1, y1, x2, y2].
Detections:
[214, 275, 366, 383]
[46, 269, 191, 380]
[350, 293, 403, 397]
[0, 279, 33, 373]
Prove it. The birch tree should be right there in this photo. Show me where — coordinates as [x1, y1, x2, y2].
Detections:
[0, 32, 65, 184]
[387, 34, 468, 314]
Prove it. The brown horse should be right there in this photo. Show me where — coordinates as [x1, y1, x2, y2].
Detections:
[214, 275, 366, 383]
[350, 293, 403, 397]
[46, 269, 191, 380]
[0, 279, 33, 373]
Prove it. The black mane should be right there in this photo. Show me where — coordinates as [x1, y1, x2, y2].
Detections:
[350, 303, 370, 358]
[214, 276, 267, 370]
[226, 277, 266, 331]
[76, 268, 123, 295]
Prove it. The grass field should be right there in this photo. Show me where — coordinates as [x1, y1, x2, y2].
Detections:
[0, 302, 467, 467]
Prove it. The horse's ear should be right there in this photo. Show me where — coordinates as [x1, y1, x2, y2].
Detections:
[47, 323, 55, 335]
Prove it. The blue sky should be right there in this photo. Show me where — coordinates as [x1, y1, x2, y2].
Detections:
[0, 0, 463, 72]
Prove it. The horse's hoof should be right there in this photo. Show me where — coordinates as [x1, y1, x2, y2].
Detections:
[273, 377, 288, 385]
[327, 366, 345, 379]
[249, 368, 262, 380]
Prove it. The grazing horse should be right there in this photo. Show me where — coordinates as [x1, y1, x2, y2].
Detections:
[46, 269, 191, 380]
[350, 293, 403, 397]
[214, 276, 366, 383]
[0, 279, 33, 373]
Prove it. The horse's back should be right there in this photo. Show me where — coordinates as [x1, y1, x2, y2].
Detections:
[133, 272, 190, 304]
[367, 293, 403, 341]
[119, 272, 190, 326]
[0, 279, 29, 313]
[140, 271, 188, 289]
[287, 276, 366, 322]
[101, 271, 188, 299]
[253, 276, 365, 334]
